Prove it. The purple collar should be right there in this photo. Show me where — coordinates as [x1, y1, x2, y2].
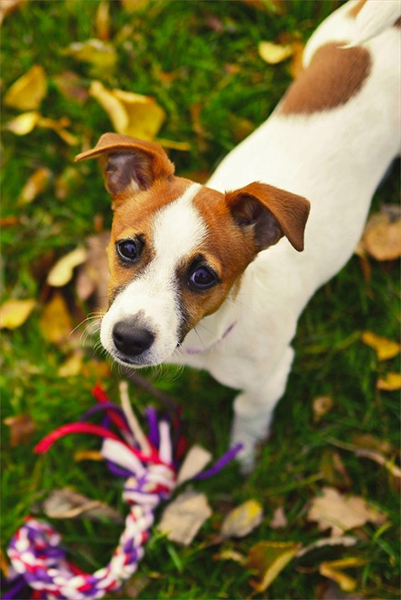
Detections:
[186, 321, 237, 356]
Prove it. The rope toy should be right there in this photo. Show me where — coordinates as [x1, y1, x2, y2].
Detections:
[3, 383, 242, 600]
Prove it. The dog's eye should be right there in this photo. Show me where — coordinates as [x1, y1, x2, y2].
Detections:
[116, 239, 138, 262]
[189, 266, 217, 290]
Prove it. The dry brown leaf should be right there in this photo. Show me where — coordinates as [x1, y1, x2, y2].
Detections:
[377, 372, 401, 391]
[0, 0, 25, 25]
[307, 487, 386, 537]
[39, 293, 73, 345]
[176, 445, 212, 485]
[0, 299, 35, 329]
[95, 1, 110, 41]
[54, 71, 89, 105]
[5, 111, 40, 135]
[58, 351, 83, 378]
[313, 396, 334, 422]
[41, 489, 123, 523]
[47, 247, 87, 287]
[63, 39, 117, 75]
[4, 64, 47, 110]
[4, 413, 36, 447]
[89, 81, 166, 140]
[18, 167, 51, 205]
[362, 210, 401, 261]
[258, 41, 294, 64]
[246, 541, 300, 592]
[158, 488, 212, 545]
[362, 331, 400, 361]
[269, 506, 287, 529]
[74, 450, 104, 462]
[221, 499, 263, 539]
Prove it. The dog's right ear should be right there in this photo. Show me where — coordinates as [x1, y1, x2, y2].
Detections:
[75, 133, 175, 208]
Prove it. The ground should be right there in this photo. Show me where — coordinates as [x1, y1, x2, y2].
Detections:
[1, 1, 400, 599]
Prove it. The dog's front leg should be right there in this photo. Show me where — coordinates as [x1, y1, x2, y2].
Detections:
[230, 346, 295, 473]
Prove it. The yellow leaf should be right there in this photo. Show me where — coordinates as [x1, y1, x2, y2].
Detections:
[4, 64, 47, 110]
[37, 116, 78, 146]
[246, 541, 300, 592]
[221, 499, 263, 538]
[89, 81, 165, 140]
[63, 39, 117, 75]
[157, 138, 191, 151]
[120, 0, 149, 12]
[18, 167, 51, 205]
[312, 396, 334, 422]
[74, 449, 104, 462]
[258, 41, 294, 64]
[6, 111, 40, 135]
[40, 293, 73, 345]
[0, 299, 35, 329]
[58, 352, 83, 377]
[95, 1, 110, 41]
[319, 563, 356, 592]
[362, 331, 400, 361]
[377, 372, 401, 391]
[47, 247, 87, 287]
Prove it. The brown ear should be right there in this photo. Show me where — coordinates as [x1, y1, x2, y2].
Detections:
[226, 182, 310, 252]
[75, 133, 175, 202]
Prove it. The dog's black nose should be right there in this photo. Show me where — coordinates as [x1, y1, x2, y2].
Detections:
[113, 321, 155, 357]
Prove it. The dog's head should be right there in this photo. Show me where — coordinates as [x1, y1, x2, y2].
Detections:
[76, 133, 310, 367]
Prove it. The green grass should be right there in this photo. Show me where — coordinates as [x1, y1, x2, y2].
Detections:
[1, 1, 400, 599]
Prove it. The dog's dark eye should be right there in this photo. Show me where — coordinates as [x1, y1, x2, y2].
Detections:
[116, 239, 138, 262]
[189, 266, 217, 290]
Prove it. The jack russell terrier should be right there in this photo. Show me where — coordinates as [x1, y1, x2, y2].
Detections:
[76, 0, 401, 470]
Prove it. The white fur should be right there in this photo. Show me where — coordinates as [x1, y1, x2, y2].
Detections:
[168, 0, 401, 469]
[101, 183, 204, 365]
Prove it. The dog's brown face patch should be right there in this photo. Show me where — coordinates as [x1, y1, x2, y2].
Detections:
[347, 0, 367, 18]
[278, 42, 371, 116]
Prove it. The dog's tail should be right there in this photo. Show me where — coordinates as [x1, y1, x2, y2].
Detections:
[348, 0, 401, 46]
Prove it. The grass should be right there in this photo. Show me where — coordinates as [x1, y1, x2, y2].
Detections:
[1, 1, 400, 599]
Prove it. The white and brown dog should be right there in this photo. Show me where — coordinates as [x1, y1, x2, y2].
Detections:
[76, 0, 400, 470]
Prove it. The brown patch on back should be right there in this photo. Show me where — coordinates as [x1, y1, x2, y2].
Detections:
[347, 0, 367, 18]
[395, 16, 401, 28]
[278, 42, 371, 116]
[107, 177, 191, 303]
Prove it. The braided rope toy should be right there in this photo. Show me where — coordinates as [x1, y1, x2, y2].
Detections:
[3, 383, 242, 600]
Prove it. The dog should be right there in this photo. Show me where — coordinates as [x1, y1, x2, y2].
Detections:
[76, 0, 401, 470]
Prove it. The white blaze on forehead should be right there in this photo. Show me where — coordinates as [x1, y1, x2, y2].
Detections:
[151, 183, 205, 267]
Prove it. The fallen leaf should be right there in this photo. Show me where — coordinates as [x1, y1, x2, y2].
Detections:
[350, 433, 394, 456]
[4, 64, 47, 110]
[95, 1, 110, 41]
[296, 535, 357, 559]
[258, 41, 294, 64]
[289, 39, 304, 79]
[0, 0, 25, 25]
[361, 210, 401, 261]
[158, 488, 212, 545]
[58, 351, 83, 377]
[353, 448, 401, 479]
[122, 574, 150, 599]
[63, 39, 117, 76]
[74, 449, 104, 462]
[4, 413, 36, 446]
[320, 450, 352, 490]
[246, 541, 300, 592]
[221, 499, 263, 539]
[47, 246, 87, 287]
[213, 549, 246, 564]
[307, 487, 386, 537]
[5, 111, 40, 135]
[39, 293, 73, 345]
[55, 166, 82, 199]
[157, 138, 191, 151]
[120, 0, 149, 12]
[319, 557, 367, 592]
[82, 360, 112, 379]
[362, 331, 400, 361]
[41, 489, 123, 523]
[269, 506, 287, 529]
[37, 115, 78, 145]
[0, 299, 35, 329]
[89, 81, 166, 140]
[54, 71, 89, 105]
[313, 396, 334, 422]
[377, 372, 401, 391]
[18, 167, 51, 205]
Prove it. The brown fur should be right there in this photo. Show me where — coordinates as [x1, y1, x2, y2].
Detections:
[347, 0, 367, 18]
[278, 42, 371, 116]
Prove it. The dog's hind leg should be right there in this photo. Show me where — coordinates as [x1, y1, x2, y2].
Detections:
[230, 345, 295, 473]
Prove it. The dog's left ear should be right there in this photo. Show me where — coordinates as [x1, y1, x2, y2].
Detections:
[226, 182, 310, 252]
